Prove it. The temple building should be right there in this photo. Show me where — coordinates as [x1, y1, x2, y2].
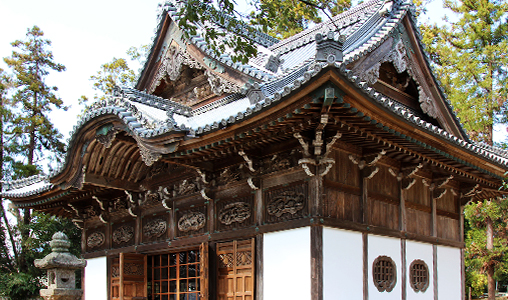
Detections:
[3, 0, 508, 299]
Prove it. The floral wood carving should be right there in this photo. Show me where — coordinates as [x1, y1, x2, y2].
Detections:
[111, 266, 119, 278]
[178, 211, 206, 232]
[143, 219, 167, 238]
[205, 70, 241, 95]
[124, 263, 144, 276]
[87, 232, 105, 249]
[267, 191, 305, 217]
[174, 179, 198, 197]
[84, 205, 99, 217]
[144, 190, 160, 205]
[217, 167, 241, 186]
[218, 202, 251, 225]
[150, 45, 202, 93]
[96, 128, 118, 149]
[112, 225, 134, 244]
[138, 144, 162, 167]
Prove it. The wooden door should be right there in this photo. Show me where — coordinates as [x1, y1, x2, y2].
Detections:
[111, 253, 147, 300]
[217, 239, 255, 300]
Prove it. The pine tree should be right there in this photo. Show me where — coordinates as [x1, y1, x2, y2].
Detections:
[421, 1, 508, 298]
[421, 0, 508, 144]
[0, 26, 80, 299]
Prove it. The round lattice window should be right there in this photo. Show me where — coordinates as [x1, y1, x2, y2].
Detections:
[410, 259, 429, 292]
[372, 255, 397, 292]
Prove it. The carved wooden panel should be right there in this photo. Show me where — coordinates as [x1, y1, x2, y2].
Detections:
[263, 181, 308, 224]
[141, 213, 169, 243]
[111, 220, 136, 248]
[369, 197, 399, 230]
[111, 253, 147, 300]
[367, 165, 399, 199]
[259, 149, 301, 175]
[325, 148, 360, 187]
[85, 226, 107, 252]
[216, 195, 254, 232]
[176, 203, 208, 238]
[323, 184, 362, 222]
[216, 239, 255, 300]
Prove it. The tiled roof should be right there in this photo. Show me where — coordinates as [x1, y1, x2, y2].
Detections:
[4, 0, 508, 199]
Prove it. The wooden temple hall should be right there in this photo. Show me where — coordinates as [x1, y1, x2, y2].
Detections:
[3, 0, 508, 299]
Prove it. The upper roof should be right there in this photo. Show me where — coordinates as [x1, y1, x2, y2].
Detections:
[3, 0, 508, 202]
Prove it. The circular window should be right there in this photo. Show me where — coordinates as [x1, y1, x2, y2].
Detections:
[410, 259, 429, 292]
[373, 255, 397, 292]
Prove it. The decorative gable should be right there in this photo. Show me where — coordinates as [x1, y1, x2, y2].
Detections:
[149, 44, 241, 107]
[349, 24, 446, 130]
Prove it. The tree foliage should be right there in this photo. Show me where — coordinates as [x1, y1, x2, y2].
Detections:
[0, 26, 81, 299]
[175, 0, 351, 63]
[250, 0, 351, 38]
[421, 0, 508, 144]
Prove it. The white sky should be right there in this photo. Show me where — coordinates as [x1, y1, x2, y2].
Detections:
[0, 0, 505, 143]
[0, 0, 163, 139]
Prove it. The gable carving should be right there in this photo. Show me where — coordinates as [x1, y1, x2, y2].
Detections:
[352, 37, 441, 123]
[149, 45, 240, 106]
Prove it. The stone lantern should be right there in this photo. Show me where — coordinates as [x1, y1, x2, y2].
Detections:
[34, 231, 87, 300]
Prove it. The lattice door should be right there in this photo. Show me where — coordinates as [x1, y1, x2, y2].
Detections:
[111, 253, 147, 300]
[217, 239, 255, 300]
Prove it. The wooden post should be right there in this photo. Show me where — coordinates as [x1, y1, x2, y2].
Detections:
[363, 232, 368, 300]
[401, 239, 407, 300]
[433, 245, 438, 300]
[362, 176, 369, 225]
[256, 234, 263, 300]
[311, 226, 323, 300]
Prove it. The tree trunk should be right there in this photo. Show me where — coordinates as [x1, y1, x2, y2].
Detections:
[487, 217, 495, 300]
[0, 93, 17, 268]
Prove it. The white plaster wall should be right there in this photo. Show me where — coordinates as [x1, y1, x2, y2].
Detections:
[369, 235, 402, 300]
[84, 257, 108, 300]
[323, 227, 363, 300]
[406, 241, 434, 300]
[264, 227, 311, 300]
[437, 246, 462, 300]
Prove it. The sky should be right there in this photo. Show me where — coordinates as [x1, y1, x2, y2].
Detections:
[0, 0, 163, 140]
[0, 0, 505, 143]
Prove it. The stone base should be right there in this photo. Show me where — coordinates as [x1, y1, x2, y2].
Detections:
[40, 288, 83, 300]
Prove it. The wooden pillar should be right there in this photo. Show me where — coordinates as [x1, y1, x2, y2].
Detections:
[460, 205, 466, 300]
[400, 184, 406, 232]
[362, 176, 369, 225]
[401, 239, 407, 300]
[311, 226, 323, 300]
[363, 232, 369, 300]
[433, 244, 438, 300]
[255, 180, 264, 226]
[309, 171, 323, 218]
[256, 234, 263, 300]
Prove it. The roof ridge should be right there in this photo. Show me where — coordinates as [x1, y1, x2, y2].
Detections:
[269, 0, 383, 52]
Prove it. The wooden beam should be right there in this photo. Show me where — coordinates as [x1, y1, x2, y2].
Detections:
[84, 173, 141, 192]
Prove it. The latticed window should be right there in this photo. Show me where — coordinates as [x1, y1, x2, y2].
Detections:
[148, 250, 200, 300]
[410, 259, 429, 292]
[372, 256, 397, 292]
